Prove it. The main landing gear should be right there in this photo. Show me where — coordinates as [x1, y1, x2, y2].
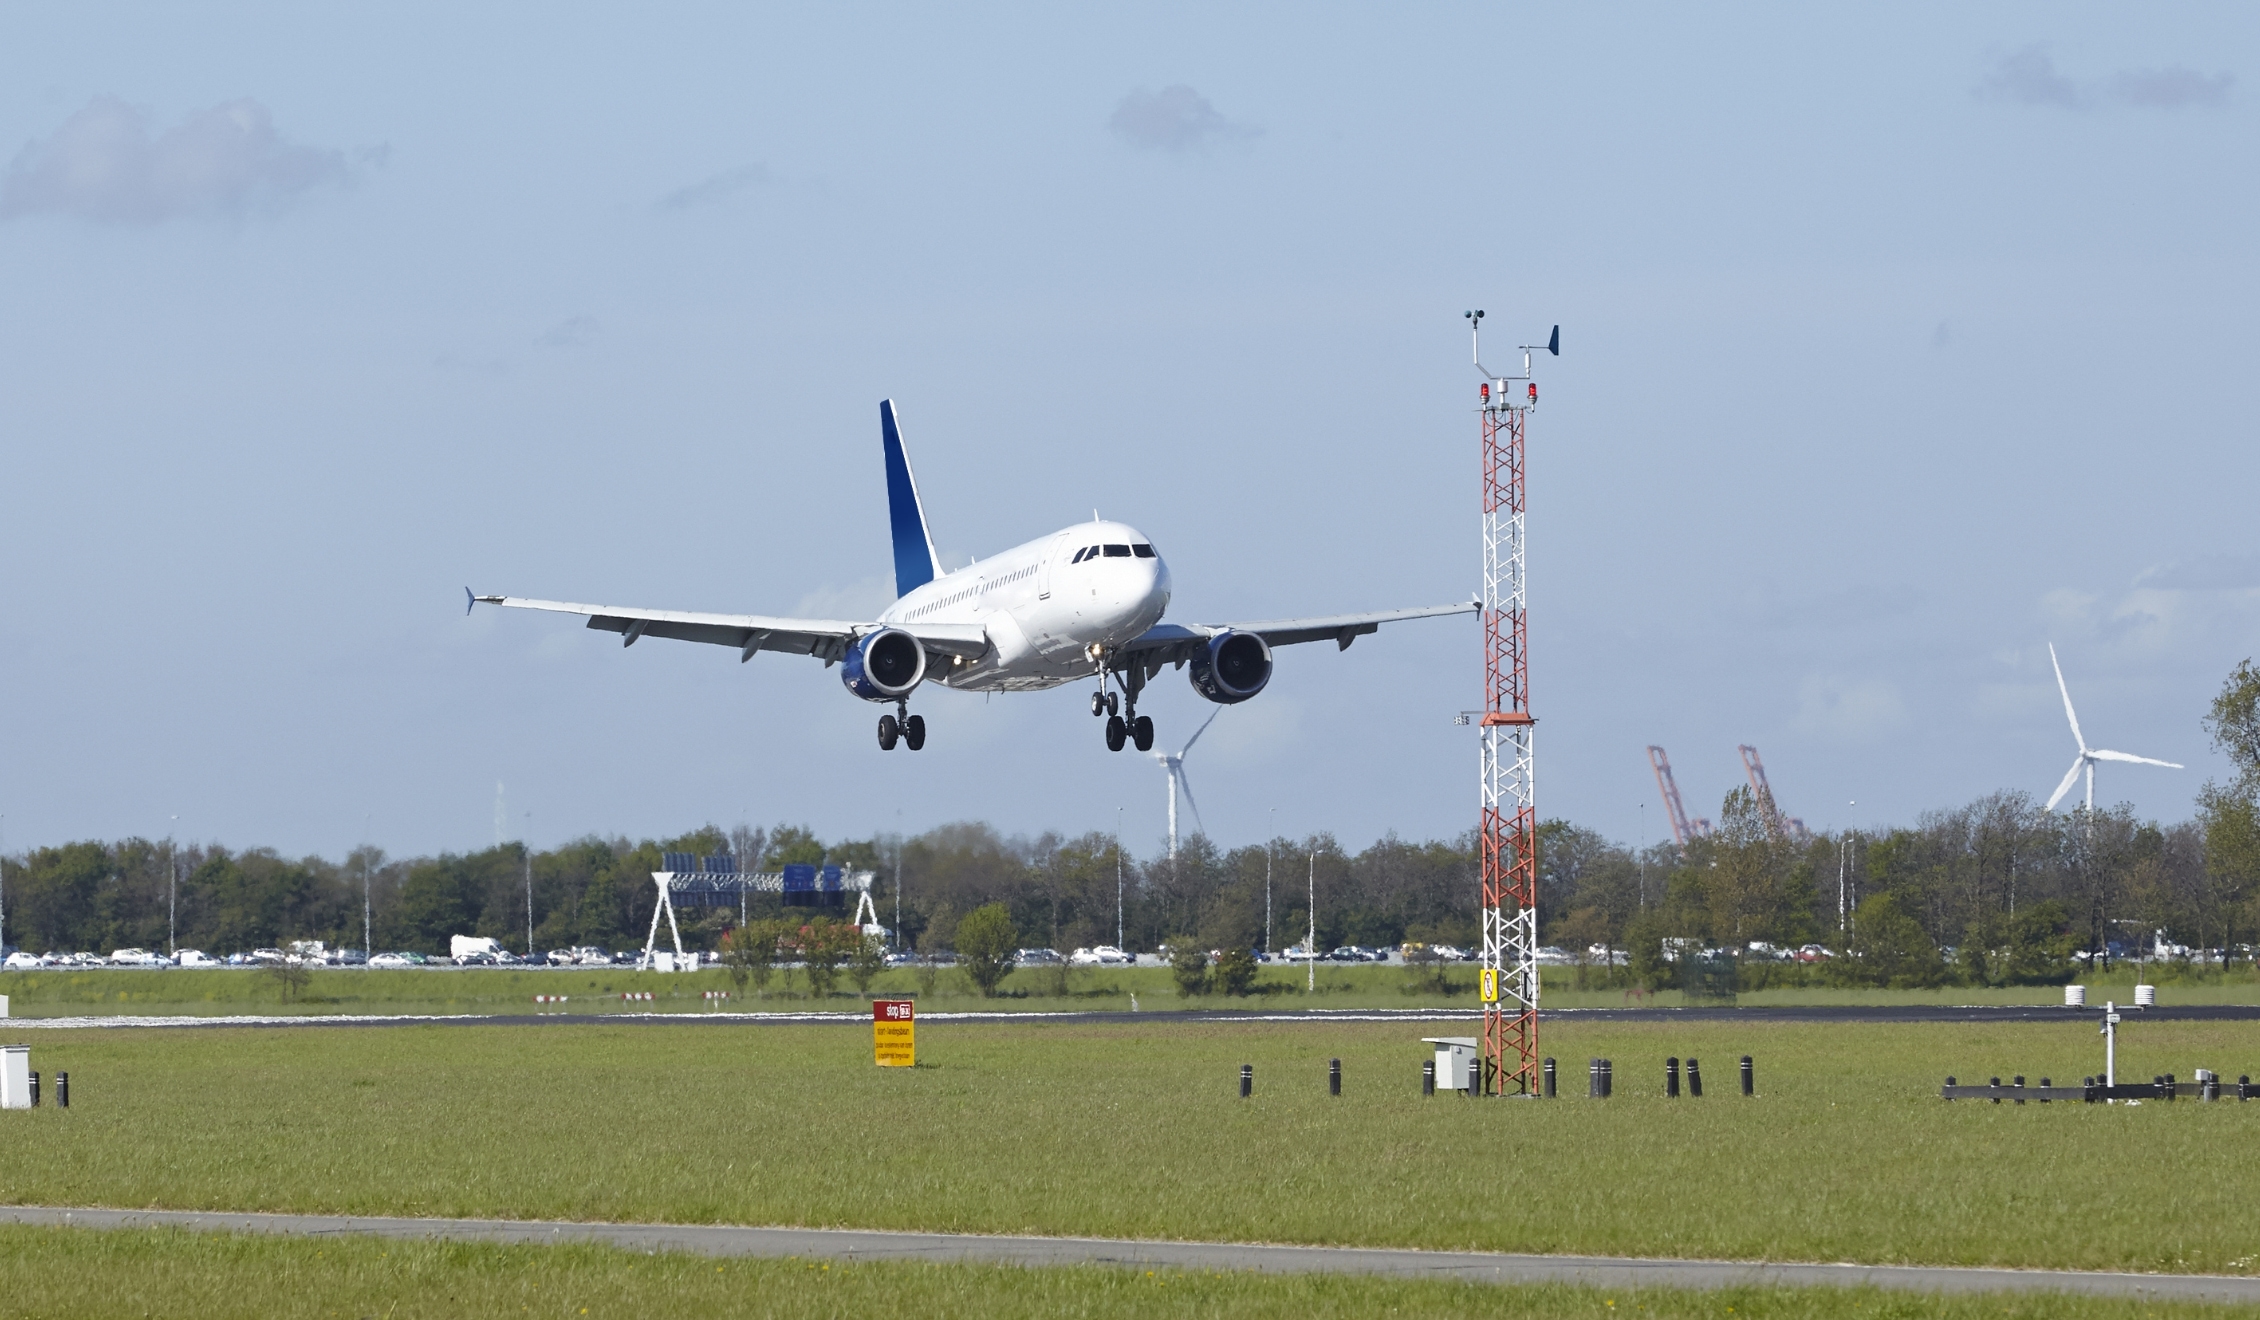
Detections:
[1093, 679, 1154, 753]
[878, 704, 926, 752]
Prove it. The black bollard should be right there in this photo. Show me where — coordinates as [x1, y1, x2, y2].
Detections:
[1989, 1076, 2001, 1104]
[2038, 1077, 2052, 1105]
[1330, 1058, 1341, 1097]
[1602, 1059, 1614, 1099]
[2013, 1075, 2025, 1106]
[1467, 1056, 1482, 1098]
[1542, 1057, 1556, 1099]
[1422, 1060, 1435, 1096]
[1944, 1074, 1957, 1101]
[2204, 1073, 2220, 1102]
[1239, 1064, 1252, 1099]
[1740, 1055, 1754, 1097]
[55, 1071, 68, 1109]
[2166, 1073, 2177, 1102]
[1687, 1058, 1703, 1098]
[27, 1071, 37, 1108]
[1666, 1057, 1680, 1098]
[2242, 1074, 2251, 1103]
[1589, 1058, 1601, 1099]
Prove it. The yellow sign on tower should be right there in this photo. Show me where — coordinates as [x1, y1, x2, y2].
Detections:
[874, 999, 915, 1066]
[1479, 968, 1500, 1003]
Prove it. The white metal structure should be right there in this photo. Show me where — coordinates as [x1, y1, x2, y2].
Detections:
[2044, 644, 2182, 813]
[639, 868, 878, 968]
[473, 400, 1473, 756]
[1154, 709, 1220, 861]
[1469, 311, 1554, 1097]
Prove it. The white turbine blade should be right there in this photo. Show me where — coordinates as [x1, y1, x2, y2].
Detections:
[2049, 644, 2087, 752]
[2089, 749, 2184, 769]
[1180, 708, 1222, 756]
[1178, 766, 1208, 837]
[2045, 755, 2086, 812]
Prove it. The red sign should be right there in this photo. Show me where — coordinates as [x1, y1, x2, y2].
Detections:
[874, 999, 914, 1022]
[873, 999, 914, 1066]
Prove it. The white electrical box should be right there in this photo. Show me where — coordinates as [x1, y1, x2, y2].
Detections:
[1423, 1036, 1479, 1091]
[1, 1045, 28, 1109]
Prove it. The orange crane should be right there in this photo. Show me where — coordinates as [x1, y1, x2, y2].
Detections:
[1737, 744, 1809, 842]
[1646, 746, 1710, 854]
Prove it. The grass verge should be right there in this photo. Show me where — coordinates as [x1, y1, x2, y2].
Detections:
[2, 1225, 2257, 1319]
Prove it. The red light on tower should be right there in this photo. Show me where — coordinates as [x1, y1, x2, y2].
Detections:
[1480, 382, 1490, 403]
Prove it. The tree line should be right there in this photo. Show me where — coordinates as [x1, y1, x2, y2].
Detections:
[7, 663, 2259, 976]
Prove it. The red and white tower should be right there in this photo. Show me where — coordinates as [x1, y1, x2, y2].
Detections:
[1468, 311, 1555, 1096]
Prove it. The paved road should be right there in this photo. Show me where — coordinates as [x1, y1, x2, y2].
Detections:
[4, 1206, 2256, 1302]
[7, 1003, 2259, 1029]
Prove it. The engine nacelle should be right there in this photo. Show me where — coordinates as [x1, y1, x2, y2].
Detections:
[1188, 630, 1272, 705]
[841, 628, 928, 702]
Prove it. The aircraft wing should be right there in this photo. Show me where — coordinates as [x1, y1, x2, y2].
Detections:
[469, 593, 988, 663]
[1122, 599, 1479, 668]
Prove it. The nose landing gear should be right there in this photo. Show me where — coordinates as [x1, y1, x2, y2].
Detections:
[878, 704, 927, 751]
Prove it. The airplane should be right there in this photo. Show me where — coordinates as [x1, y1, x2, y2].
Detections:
[470, 400, 1476, 753]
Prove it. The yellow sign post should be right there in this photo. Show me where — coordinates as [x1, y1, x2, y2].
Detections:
[1479, 968, 1500, 1003]
[874, 999, 915, 1066]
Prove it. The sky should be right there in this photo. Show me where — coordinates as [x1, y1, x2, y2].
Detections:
[0, 4, 2254, 861]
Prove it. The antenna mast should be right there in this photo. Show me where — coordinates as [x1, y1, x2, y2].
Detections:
[1468, 310, 1554, 1097]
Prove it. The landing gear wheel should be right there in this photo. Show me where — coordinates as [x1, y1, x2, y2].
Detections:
[1107, 692, 1121, 718]
[1131, 714, 1154, 752]
[1090, 691, 1106, 717]
[877, 714, 900, 751]
[903, 714, 926, 751]
[1105, 714, 1127, 752]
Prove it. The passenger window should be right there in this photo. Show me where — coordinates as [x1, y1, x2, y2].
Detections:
[1132, 544, 1155, 558]
[1103, 544, 1130, 557]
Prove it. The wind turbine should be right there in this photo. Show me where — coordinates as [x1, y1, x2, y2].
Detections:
[1156, 709, 1220, 861]
[2044, 644, 2182, 813]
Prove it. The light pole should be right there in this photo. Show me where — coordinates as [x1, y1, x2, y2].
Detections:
[1306, 851, 1317, 993]
[362, 812, 373, 959]
[1264, 808, 1275, 956]
[167, 815, 179, 958]
[524, 811, 534, 958]
[1115, 807, 1124, 951]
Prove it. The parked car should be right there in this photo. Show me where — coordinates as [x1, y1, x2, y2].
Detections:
[174, 949, 220, 968]
[4, 950, 48, 970]
[250, 948, 288, 965]
[1069, 946, 1133, 966]
[1534, 946, 1575, 965]
[1015, 947, 1064, 965]
[1327, 946, 1371, 962]
[108, 948, 166, 967]
[334, 948, 368, 966]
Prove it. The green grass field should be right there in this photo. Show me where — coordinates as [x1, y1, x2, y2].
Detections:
[5, 961, 2251, 1018]
[4, 1016, 2258, 1277]
[4, 1225, 2256, 1319]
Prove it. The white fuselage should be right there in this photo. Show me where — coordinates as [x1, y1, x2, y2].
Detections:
[879, 520, 1172, 692]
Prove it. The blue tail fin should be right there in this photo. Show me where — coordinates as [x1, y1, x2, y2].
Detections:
[880, 399, 940, 598]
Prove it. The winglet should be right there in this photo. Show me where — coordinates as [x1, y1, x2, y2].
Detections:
[880, 399, 942, 599]
[465, 586, 475, 617]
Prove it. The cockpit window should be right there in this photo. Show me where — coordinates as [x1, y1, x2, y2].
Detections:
[1132, 544, 1155, 558]
[1084, 545, 1100, 561]
[1103, 544, 1131, 557]
[1070, 547, 1088, 564]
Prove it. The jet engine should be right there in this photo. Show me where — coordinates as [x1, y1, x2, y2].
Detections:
[1188, 630, 1272, 705]
[841, 628, 928, 702]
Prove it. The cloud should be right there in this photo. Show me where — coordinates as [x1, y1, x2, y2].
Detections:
[1977, 46, 2234, 111]
[656, 164, 767, 211]
[0, 95, 356, 223]
[1108, 85, 1256, 152]
[536, 316, 599, 349]
[2135, 553, 2260, 591]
